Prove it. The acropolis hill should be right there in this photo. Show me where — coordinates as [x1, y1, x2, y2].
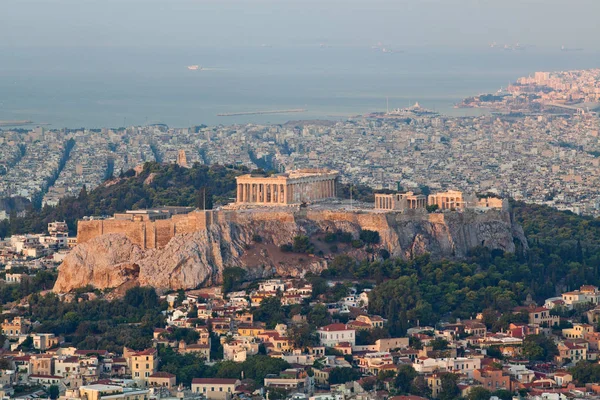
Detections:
[54, 170, 527, 293]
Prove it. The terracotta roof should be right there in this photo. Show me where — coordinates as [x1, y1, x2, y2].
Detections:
[132, 349, 156, 356]
[348, 321, 370, 327]
[150, 372, 176, 378]
[319, 323, 352, 332]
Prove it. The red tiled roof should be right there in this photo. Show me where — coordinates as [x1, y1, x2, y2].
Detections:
[348, 321, 370, 327]
[319, 323, 351, 332]
[150, 372, 176, 378]
[132, 349, 156, 356]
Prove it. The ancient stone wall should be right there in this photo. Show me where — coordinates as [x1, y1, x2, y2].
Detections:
[77, 211, 214, 249]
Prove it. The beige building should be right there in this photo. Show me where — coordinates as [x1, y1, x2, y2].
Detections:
[33, 333, 60, 351]
[236, 169, 338, 205]
[374, 192, 427, 211]
[527, 307, 560, 327]
[428, 190, 465, 211]
[61, 384, 149, 400]
[191, 378, 240, 400]
[148, 372, 177, 389]
[476, 197, 506, 209]
[2, 317, 30, 338]
[126, 348, 158, 382]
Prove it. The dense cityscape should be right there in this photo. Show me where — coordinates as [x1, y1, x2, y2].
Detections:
[3, 74, 600, 219]
[5, 0, 600, 399]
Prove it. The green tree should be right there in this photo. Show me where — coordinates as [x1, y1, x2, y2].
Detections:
[288, 323, 319, 348]
[438, 373, 460, 400]
[431, 337, 450, 351]
[467, 386, 491, 400]
[329, 367, 362, 384]
[522, 334, 558, 361]
[307, 304, 332, 327]
[222, 267, 246, 293]
[253, 297, 285, 329]
[292, 235, 314, 253]
[48, 385, 60, 399]
[493, 389, 513, 400]
[570, 360, 600, 384]
[360, 229, 380, 245]
[426, 204, 439, 213]
[394, 365, 417, 394]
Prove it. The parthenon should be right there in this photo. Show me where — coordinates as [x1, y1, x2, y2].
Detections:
[236, 169, 339, 205]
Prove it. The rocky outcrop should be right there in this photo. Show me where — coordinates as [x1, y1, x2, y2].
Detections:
[54, 208, 527, 293]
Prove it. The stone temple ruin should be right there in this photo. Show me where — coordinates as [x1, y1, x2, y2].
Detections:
[235, 169, 339, 206]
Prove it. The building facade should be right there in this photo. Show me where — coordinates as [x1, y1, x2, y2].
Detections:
[317, 324, 356, 347]
[428, 190, 466, 211]
[191, 378, 240, 400]
[236, 169, 338, 205]
[374, 192, 427, 211]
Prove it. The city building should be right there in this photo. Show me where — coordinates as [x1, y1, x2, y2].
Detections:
[191, 378, 241, 400]
[317, 324, 356, 347]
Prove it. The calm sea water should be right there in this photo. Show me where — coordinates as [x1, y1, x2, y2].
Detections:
[1, 45, 600, 128]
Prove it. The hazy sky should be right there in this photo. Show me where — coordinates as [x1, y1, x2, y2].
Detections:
[2, 0, 599, 49]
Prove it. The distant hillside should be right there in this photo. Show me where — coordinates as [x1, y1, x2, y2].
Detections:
[0, 162, 248, 237]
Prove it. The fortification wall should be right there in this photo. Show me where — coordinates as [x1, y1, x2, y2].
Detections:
[77, 208, 512, 251]
[77, 211, 214, 249]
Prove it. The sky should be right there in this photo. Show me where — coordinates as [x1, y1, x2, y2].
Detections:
[1, 0, 599, 49]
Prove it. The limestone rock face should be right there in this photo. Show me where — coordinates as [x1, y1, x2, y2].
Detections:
[54, 208, 527, 293]
[53, 234, 144, 293]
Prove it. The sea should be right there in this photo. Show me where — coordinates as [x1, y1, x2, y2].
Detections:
[1, 45, 600, 129]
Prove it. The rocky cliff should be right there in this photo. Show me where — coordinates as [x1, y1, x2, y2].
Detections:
[53, 208, 527, 293]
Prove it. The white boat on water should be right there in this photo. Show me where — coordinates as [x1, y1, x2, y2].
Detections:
[187, 65, 200, 71]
